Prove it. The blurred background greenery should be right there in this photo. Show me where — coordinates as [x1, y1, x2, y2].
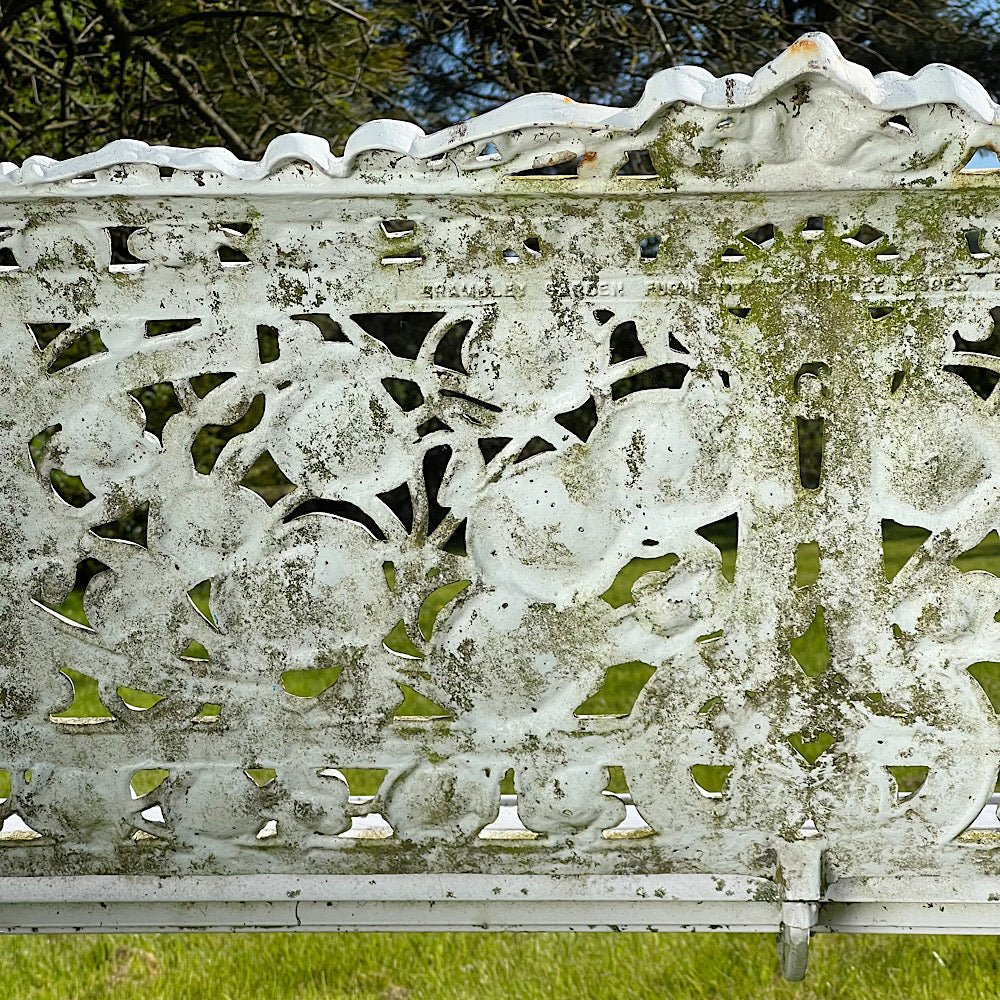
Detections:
[1, 1, 999, 163]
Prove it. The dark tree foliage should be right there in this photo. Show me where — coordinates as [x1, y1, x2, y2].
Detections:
[0, 2, 997, 157]
[403, 1, 1000, 129]
[0, 0, 410, 160]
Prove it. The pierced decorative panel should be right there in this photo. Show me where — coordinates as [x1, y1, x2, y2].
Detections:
[3, 34, 1000, 915]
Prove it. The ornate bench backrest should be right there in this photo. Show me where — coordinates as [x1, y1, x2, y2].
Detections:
[2, 33, 1000, 978]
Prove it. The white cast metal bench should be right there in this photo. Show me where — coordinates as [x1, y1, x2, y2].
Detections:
[3, 32, 1000, 980]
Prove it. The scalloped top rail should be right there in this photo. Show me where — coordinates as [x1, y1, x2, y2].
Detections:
[1, 33, 999, 195]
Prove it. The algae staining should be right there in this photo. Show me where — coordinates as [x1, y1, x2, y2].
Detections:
[574, 661, 656, 718]
[49, 667, 114, 724]
[881, 520, 930, 581]
[789, 606, 830, 678]
[954, 530, 1000, 575]
[690, 764, 733, 798]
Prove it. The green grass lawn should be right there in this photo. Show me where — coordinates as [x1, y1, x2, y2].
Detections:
[4, 930, 1000, 999]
